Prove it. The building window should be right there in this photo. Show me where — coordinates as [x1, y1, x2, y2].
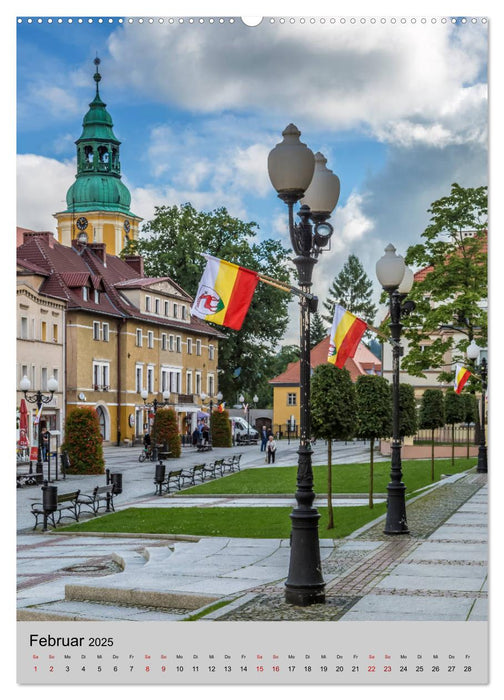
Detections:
[94, 289, 100, 304]
[145, 295, 151, 312]
[53, 324, 58, 342]
[148, 331, 154, 349]
[195, 372, 202, 396]
[187, 338, 192, 355]
[196, 339, 202, 356]
[102, 323, 109, 342]
[136, 329, 142, 347]
[176, 336, 181, 353]
[208, 374, 215, 397]
[287, 393, 297, 406]
[41, 367, 48, 391]
[186, 371, 192, 395]
[135, 365, 143, 393]
[164, 301, 169, 316]
[154, 298, 160, 315]
[20, 317, 28, 339]
[169, 335, 174, 351]
[82, 287, 89, 301]
[161, 333, 167, 351]
[93, 361, 110, 391]
[209, 344, 215, 361]
[173, 303, 178, 319]
[161, 368, 169, 393]
[181, 306, 187, 320]
[93, 321, 100, 340]
[41, 321, 47, 342]
[147, 366, 154, 393]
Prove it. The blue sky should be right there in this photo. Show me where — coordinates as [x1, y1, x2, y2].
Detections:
[16, 11, 489, 340]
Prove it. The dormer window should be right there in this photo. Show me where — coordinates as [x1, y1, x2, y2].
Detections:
[94, 289, 100, 303]
[82, 287, 89, 301]
[145, 296, 151, 312]
[173, 303, 178, 318]
[154, 298, 160, 315]
[181, 306, 187, 320]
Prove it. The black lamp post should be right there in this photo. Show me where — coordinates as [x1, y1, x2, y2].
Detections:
[376, 244, 415, 535]
[200, 391, 223, 448]
[268, 124, 340, 606]
[20, 374, 58, 484]
[466, 340, 488, 474]
[141, 389, 171, 460]
[239, 393, 259, 440]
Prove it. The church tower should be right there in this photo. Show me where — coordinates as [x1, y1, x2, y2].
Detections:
[54, 58, 142, 255]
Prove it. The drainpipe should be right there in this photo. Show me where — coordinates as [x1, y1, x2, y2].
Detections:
[116, 318, 124, 446]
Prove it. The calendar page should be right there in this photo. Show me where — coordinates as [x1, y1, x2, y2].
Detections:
[15, 6, 491, 689]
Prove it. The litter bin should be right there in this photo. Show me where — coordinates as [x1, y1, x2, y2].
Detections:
[110, 472, 123, 495]
[155, 462, 166, 496]
[41, 482, 58, 531]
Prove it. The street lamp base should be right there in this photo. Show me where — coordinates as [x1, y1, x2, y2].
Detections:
[285, 584, 326, 606]
[476, 445, 488, 473]
[383, 483, 409, 535]
[285, 506, 325, 606]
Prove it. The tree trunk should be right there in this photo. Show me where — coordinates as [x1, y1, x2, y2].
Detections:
[451, 423, 455, 466]
[369, 437, 374, 508]
[327, 440, 334, 529]
[431, 429, 435, 481]
[466, 422, 470, 459]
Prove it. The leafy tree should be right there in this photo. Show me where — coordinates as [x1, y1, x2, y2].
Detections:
[355, 375, 392, 508]
[152, 407, 181, 458]
[310, 312, 327, 349]
[322, 254, 377, 327]
[403, 183, 488, 380]
[461, 392, 479, 458]
[398, 384, 418, 438]
[122, 203, 292, 401]
[62, 407, 104, 474]
[311, 365, 356, 529]
[419, 389, 446, 481]
[211, 409, 232, 447]
[444, 389, 466, 465]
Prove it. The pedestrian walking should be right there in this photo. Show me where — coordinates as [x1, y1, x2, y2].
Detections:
[266, 435, 277, 464]
[260, 425, 268, 452]
[40, 426, 51, 462]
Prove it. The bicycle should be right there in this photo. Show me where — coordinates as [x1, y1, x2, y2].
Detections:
[138, 445, 154, 463]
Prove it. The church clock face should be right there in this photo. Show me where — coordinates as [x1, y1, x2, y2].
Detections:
[76, 216, 88, 231]
[123, 219, 131, 234]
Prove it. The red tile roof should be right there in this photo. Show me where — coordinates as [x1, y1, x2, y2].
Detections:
[269, 336, 382, 385]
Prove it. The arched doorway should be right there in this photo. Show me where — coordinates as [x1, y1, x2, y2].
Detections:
[95, 405, 108, 441]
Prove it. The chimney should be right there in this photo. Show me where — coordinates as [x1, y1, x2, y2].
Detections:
[23, 231, 55, 246]
[89, 242, 107, 265]
[124, 255, 144, 277]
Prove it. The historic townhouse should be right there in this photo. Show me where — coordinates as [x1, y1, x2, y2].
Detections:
[16, 59, 224, 444]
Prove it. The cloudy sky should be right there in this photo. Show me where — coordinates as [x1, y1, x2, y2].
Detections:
[16, 9, 488, 340]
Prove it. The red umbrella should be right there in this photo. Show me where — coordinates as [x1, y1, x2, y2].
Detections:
[18, 399, 29, 447]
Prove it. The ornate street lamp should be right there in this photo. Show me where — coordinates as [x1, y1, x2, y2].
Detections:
[466, 340, 488, 474]
[239, 393, 259, 441]
[141, 389, 171, 460]
[20, 374, 58, 484]
[376, 244, 415, 534]
[268, 124, 340, 606]
[200, 391, 223, 448]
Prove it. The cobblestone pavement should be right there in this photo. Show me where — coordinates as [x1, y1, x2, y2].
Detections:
[217, 472, 488, 621]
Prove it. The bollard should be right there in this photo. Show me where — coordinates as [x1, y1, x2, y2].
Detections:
[41, 482, 58, 531]
[155, 462, 166, 496]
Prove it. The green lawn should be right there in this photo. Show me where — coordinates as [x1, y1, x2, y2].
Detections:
[181, 458, 475, 496]
[61, 502, 388, 539]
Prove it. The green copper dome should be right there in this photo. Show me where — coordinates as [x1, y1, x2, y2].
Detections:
[64, 58, 136, 215]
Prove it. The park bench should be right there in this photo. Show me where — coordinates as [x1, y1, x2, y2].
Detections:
[180, 463, 206, 486]
[223, 454, 242, 473]
[202, 459, 224, 479]
[77, 484, 115, 516]
[158, 469, 183, 494]
[31, 490, 81, 530]
[196, 443, 211, 452]
[17, 472, 38, 488]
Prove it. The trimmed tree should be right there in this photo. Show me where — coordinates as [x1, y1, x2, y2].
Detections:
[399, 384, 418, 439]
[310, 312, 327, 349]
[419, 389, 446, 481]
[356, 375, 392, 508]
[152, 407, 181, 458]
[61, 407, 105, 475]
[444, 389, 466, 466]
[211, 409, 232, 447]
[461, 392, 479, 458]
[311, 364, 356, 529]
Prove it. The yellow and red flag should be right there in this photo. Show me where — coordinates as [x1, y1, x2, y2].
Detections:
[328, 304, 367, 369]
[191, 255, 259, 331]
[454, 364, 471, 394]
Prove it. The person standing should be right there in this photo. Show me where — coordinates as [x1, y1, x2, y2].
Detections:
[266, 435, 277, 464]
[40, 426, 51, 462]
[260, 425, 268, 452]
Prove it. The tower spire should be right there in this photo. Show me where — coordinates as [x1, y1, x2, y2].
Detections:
[93, 56, 102, 97]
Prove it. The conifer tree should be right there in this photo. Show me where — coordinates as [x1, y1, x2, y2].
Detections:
[322, 254, 377, 326]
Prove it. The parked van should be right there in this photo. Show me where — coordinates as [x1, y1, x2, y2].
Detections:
[230, 417, 259, 443]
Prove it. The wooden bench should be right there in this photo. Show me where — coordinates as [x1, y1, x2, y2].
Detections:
[224, 454, 242, 473]
[77, 485, 115, 516]
[17, 472, 38, 488]
[196, 443, 211, 452]
[180, 463, 206, 486]
[31, 490, 81, 530]
[202, 460, 224, 479]
[159, 469, 183, 494]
